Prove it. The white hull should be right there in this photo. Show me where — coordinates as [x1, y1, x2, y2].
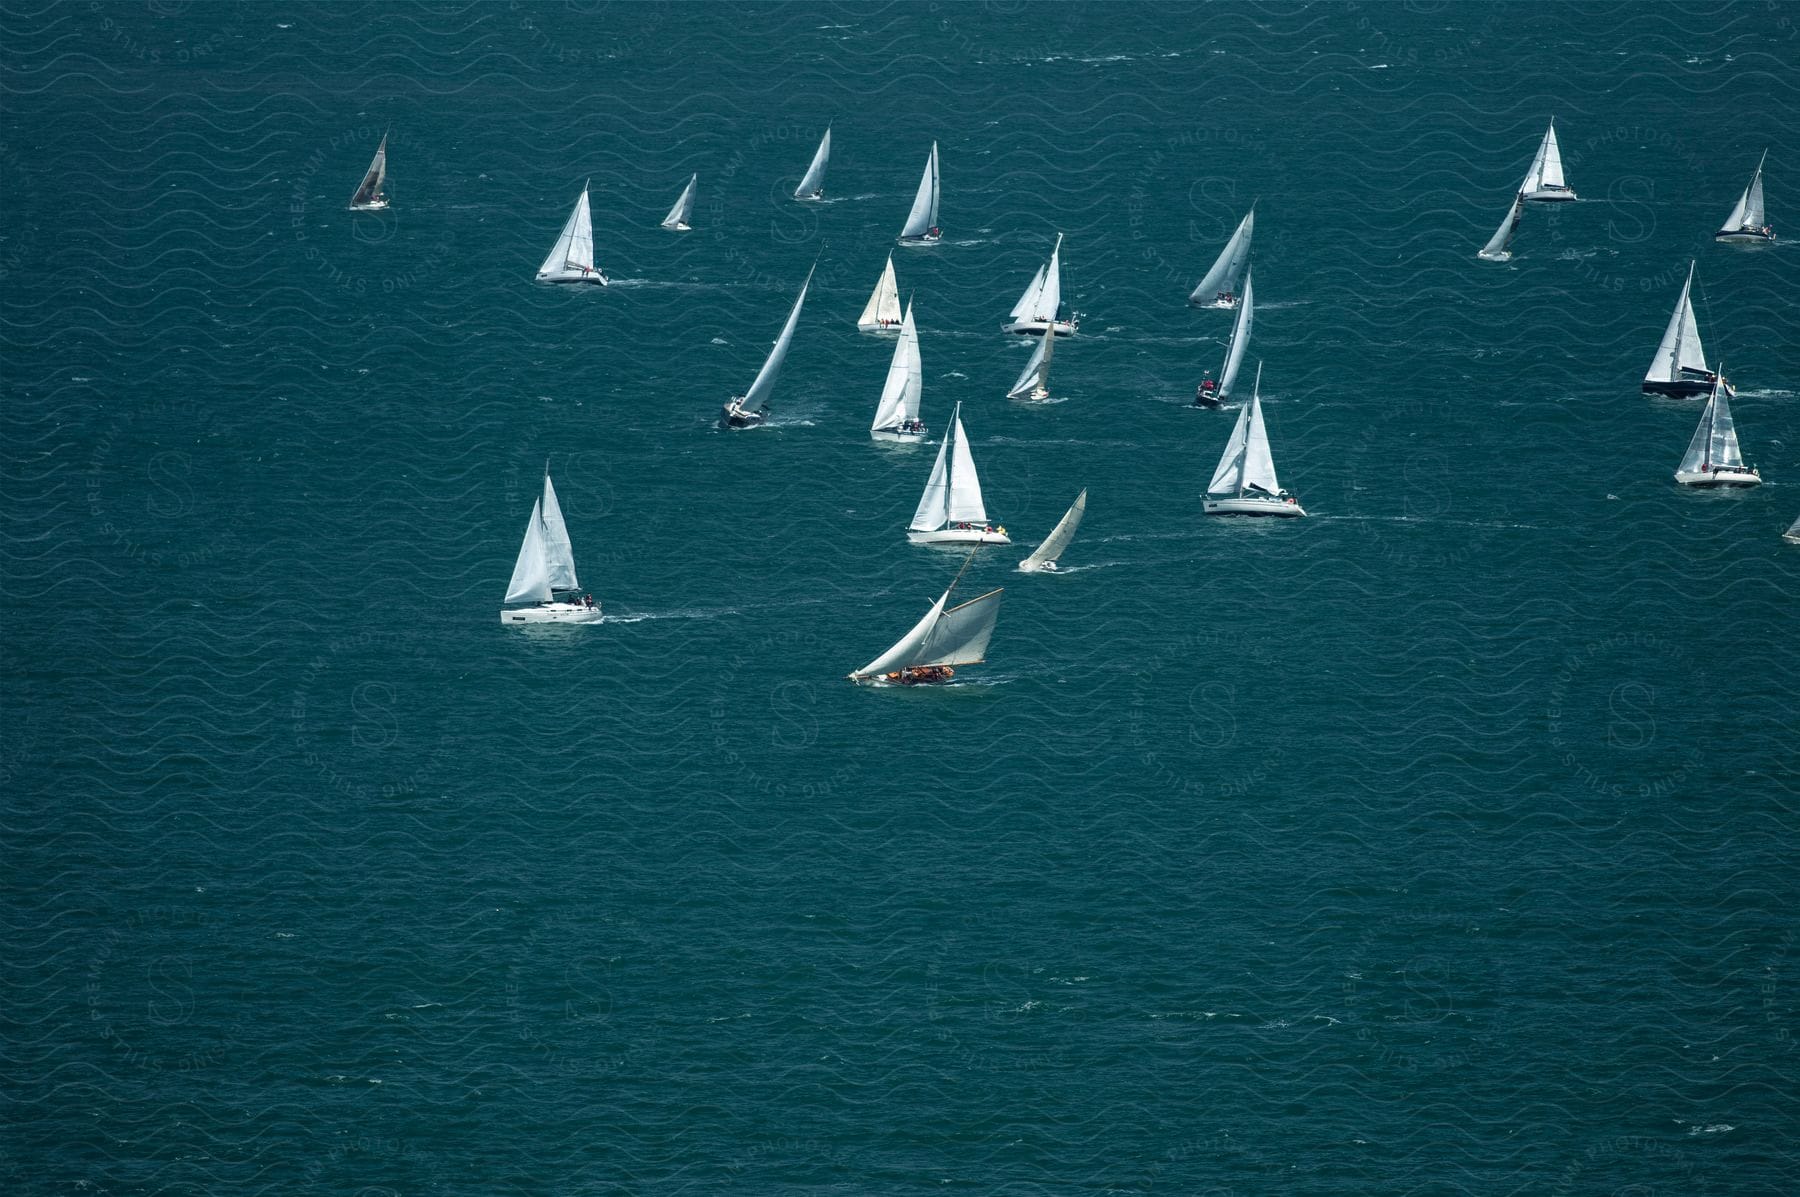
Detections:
[1476, 248, 1513, 262]
[501, 601, 601, 625]
[1203, 495, 1307, 517]
[1193, 296, 1240, 311]
[1784, 528, 1800, 545]
[722, 404, 765, 429]
[908, 527, 1012, 546]
[537, 268, 608, 286]
[349, 199, 389, 212]
[871, 428, 927, 443]
[1010, 388, 1050, 403]
[897, 233, 942, 246]
[1523, 187, 1578, 203]
[1017, 560, 1060, 574]
[858, 319, 903, 334]
[1002, 318, 1078, 337]
[1675, 467, 1760, 488]
[1714, 229, 1775, 244]
[662, 221, 690, 232]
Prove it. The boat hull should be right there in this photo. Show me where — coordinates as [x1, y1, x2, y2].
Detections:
[501, 602, 602, 625]
[849, 665, 958, 686]
[1476, 249, 1512, 263]
[1714, 228, 1775, 244]
[897, 233, 942, 246]
[662, 222, 690, 232]
[537, 269, 608, 286]
[1675, 468, 1761, 488]
[1203, 495, 1307, 518]
[1784, 528, 1800, 545]
[908, 527, 1012, 546]
[721, 404, 765, 430]
[1017, 560, 1060, 574]
[1001, 319, 1078, 337]
[1523, 187, 1578, 203]
[1643, 378, 1732, 400]
[1009, 388, 1050, 402]
[871, 428, 927, 443]
[857, 320, 903, 334]
[349, 199, 389, 212]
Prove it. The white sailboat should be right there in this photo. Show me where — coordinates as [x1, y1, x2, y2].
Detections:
[1202, 364, 1306, 517]
[871, 301, 927, 441]
[794, 126, 830, 201]
[1189, 206, 1254, 308]
[501, 469, 600, 624]
[722, 262, 814, 429]
[1018, 489, 1087, 573]
[1716, 150, 1774, 243]
[857, 252, 904, 331]
[1002, 233, 1077, 335]
[1520, 119, 1576, 202]
[896, 141, 941, 244]
[908, 401, 1009, 544]
[348, 132, 389, 211]
[1195, 267, 1254, 407]
[536, 182, 608, 285]
[1675, 372, 1760, 487]
[848, 552, 1002, 685]
[1643, 262, 1729, 399]
[1783, 514, 1800, 545]
[1006, 320, 1056, 401]
[661, 173, 696, 231]
[1477, 191, 1526, 261]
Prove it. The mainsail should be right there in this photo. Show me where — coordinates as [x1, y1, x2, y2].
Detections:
[1646, 262, 1709, 383]
[1019, 489, 1087, 572]
[1478, 192, 1525, 260]
[795, 126, 830, 199]
[349, 134, 388, 207]
[1008, 234, 1066, 324]
[661, 174, 696, 229]
[898, 142, 940, 240]
[1206, 364, 1280, 496]
[858, 254, 903, 328]
[739, 263, 815, 412]
[910, 402, 987, 531]
[851, 583, 1002, 678]
[1679, 379, 1747, 474]
[871, 302, 923, 431]
[1720, 150, 1768, 233]
[1217, 267, 1254, 400]
[538, 184, 597, 277]
[539, 472, 578, 592]
[1190, 207, 1254, 304]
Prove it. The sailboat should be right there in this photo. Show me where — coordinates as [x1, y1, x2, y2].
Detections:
[1018, 490, 1087, 573]
[871, 300, 927, 441]
[848, 551, 1002, 685]
[1643, 262, 1730, 399]
[348, 132, 389, 211]
[1189, 206, 1253, 308]
[1674, 372, 1760, 488]
[1202, 364, 1305, 517]
[1006, 320, 1056, 401]
[1002, 233, 1077, 335]
[501, 469, 600, 624]
[721, 262, 814, 429]
[1783, 514, 1800, 545]
[1195, 267, 1254, 407]
[907, 401, 1009, 544]
[536, 182, 608, 285]
[1520, 119, 1576, 202]
[661, 173, 696, 231]
[794, 126, 830, 201]
[896, 141, 941, 244]
[1477, 191, 1526, 261]
[857, 253, 903, 331]
[1716, 150, 1774, 243]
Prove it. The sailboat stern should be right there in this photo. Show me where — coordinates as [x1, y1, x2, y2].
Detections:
[907, 526, 1012, 546]
[501, 601, 603, 625]
[1714, 227, 1776, 244]
[720, 401, 766, 430]
[1522, 186, 1578, 203]
[1675, 466, 1761, 488]
[1202, 494, 1307, 518]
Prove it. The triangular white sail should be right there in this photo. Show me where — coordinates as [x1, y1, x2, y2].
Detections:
[1206, 364, 1279, 495]
[505, 498, 553, 605]
[350, 134, 387, 207]
[1011, 233, 1065, 323]
[1646, 262, 1709, 383]
[855, 591, 947, 677]
[1207, 403, 1252, 494]
[910, 402, 987, 531]
[539, 472, 578, 592]
[1720, 150, 1768, 232]
[661, 174, 696, 230]
[1190, 207, 1254, 304]
[1538, 123, 1567, 190]
[898, 141, 940, 240]
[872, 302, 923, 431]
[795, 126, 830, 199]
[918, 588, 1002, 667]
[538, 184, 598, 278]
[1678, 381, 1747, 473]
[858, 254, 903, 329]
[1007, 321, 1055, 400]
[739, 263, 815, 412]
[1478, 192, 1525, 260]
[1008, 262, 1047, 321]
[1218, 268, 1254, 399]
[1019, 489, 1087, 571]
[1784, 514, 1800, 543]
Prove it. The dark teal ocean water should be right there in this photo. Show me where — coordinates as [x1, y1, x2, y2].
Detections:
[4, 2, 1798, 1192]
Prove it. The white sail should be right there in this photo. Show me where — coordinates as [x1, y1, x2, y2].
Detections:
[1721, 150, 1767, 231]
[918, 587, 1002, 667]
[661, 174, 696, 230]
[871, 302, 922, 431]
[350, 134, 387, 207]
[1520, 127, 1549, 194]
[1206, 364, 1279, 495]
[1537, 123, 1567, 190]
[858, 254, 903, 329]
[1217, 268, 1254, 399]
[1478, 192, 1525, 260]
[855, 591, 947, 677]
[539, 472, 578, 592]
[739, 264, 815, 412]
[910, 402, 987, 531]
[538, 184, 596, 278]
[1019, 489, 1087, 571]
[1207, 403, 1252, 494]
[898, 141, 940, 240]
[1646, 263, 1709, 383]
[1026, 233, 1065, 323]
[505, 498, 553, 605]
[1008, 262, 1047, 321]
[1189, 207, 1254, 304]
[795, 126, 830, 199]
[1677, 383, 1742, 474]
[1007, 321, 1054, 399]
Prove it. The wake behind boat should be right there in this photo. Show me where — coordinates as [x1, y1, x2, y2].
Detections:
[849, 550, 1001, 686]
[1520, 119, 1576, 202]
[1716, 150, 1774, 243]
[908, 401, 1009, 544]
[1189, 206, 1253, 308]
[1202, 364, 1305, 517]
[722, 262, 815, 429]
[348, 132, 389, 211]
[896, 141, 942, 244]
[536, 182, 608, 285]
[1644, 262, 1730, 399]
[1002, 233, 1077, 336]
[1674, 372, 1760, 488]
[501, 468, 601, 624]
[1018, 489, 1087, 573]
